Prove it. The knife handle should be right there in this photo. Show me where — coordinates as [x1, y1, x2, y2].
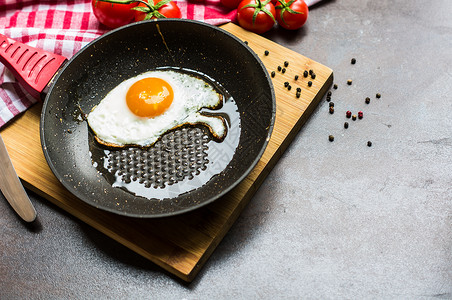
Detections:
[0, 33, 67, 100]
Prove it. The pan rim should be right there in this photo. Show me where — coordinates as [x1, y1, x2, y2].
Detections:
[40, 19, 276, 218]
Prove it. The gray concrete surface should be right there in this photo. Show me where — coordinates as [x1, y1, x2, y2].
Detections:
[1, 0, 451, 298]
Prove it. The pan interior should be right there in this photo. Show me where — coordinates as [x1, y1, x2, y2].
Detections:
[88, 68, 241, 200]
[40, 19, 275, 218]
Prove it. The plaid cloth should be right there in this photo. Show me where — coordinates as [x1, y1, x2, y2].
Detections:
[0, 0, 319, 128]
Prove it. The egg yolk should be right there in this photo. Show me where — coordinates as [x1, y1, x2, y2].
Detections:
[126, 77, 174, 118]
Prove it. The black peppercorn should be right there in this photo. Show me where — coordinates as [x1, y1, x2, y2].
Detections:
[264, 50, 269, 56]
[351, 58, 356, 64]
[329, 102, 334, 107]
[284, 61, 289, 67]
[344, 122, 349, 129]
[288, 85, 292, 91]
[311, 73, 316, 79]
[365, 97, 370, 104]
[271, 71, 275, 78]
[329, 135, 334, 142]
[376, 93, 381, 98]
[303, 70, 308, 77]
[282, 68, 286, 74]
[367, 141, 372, 147]
[309, 69, 313, 75]
[284, 81, 289, 87]
[329, 106, 334, 114]
[294, 75, 299, 80]
[352, 114, 357, 121]
[296, 92, 301, 98]
[333, 84, 338, 89]
[278, 66, 282, 71]
[244, 41, 248, 45]
[296, 87, 301, 92]
[327, 91, 332, 96]
[347, 79, 352, 85]
[308, 81, 312, 87]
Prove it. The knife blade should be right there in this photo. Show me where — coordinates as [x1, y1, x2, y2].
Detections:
[0, 134, 36, 222]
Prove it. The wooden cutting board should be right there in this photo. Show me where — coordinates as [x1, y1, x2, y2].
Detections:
[0, 23, 333, 282]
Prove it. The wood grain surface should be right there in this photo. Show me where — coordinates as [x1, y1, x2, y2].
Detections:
[0, 23, 333, 282]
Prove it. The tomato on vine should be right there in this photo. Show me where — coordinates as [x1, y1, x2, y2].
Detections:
[92, 0, 138, 28]
[92, 0, 181, 27]
[237, 0, 276, 34]
[220, 0, 242, 10]
[275, 0, 308, 30]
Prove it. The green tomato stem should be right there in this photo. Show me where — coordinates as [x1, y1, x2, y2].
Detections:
[241, 0, 276, 25]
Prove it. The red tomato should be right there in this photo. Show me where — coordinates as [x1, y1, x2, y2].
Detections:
[275, 0, 308, 30]
[220, 0, 242, 10]
[91, 0, 138, 28]
[237, 0, 276, 34]
[134, 0, 181, 21]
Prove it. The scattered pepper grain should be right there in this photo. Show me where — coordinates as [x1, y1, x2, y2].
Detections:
[352, 114, 357, 121]
[329, 135, 334, 142]
[346, 111, 352, 118]
[264, 50, 269, 56]
[277, 66, 282, 71]
[282, 68, 286, 74]
[351, 58, 356, 64]
[333, 84, 338, 89]
[365, 97, 370, 104]
[271, 71, 275, 78]
[284, 81, 289, 87]
[327, 91, 332, 96]
[376, 93, 381, 98]
[344, 122, 349, 129]
[329, 107, 335, 114]
[358, 111, 363, 119]
[284, 61, 289, 67]
[347, 79, 352, 85]
[303, 70, 308, 77]
[329, 102, 334, 107]
[308, 81, 312, 87]
[311, 73, 316, 79]
[367, 141, 372, 147]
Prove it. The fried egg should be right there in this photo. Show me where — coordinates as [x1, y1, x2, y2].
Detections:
[87, 70, 226, 147]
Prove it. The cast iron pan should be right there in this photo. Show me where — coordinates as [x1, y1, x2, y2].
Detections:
[2, 19, 275, 218]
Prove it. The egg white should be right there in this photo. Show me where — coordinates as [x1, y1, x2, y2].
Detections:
[87, 70, 226, 147]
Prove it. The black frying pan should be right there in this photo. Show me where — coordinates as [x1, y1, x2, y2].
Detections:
[1, 19, 275, 218]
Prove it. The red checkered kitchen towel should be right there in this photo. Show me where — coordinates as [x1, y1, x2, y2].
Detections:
[0, 0, 320, 128]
